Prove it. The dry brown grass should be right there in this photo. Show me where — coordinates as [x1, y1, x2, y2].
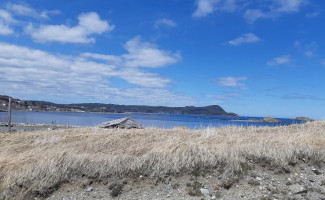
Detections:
[0, 121, 325, 199]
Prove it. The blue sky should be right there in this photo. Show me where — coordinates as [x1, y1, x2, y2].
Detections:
[0, 0, 324, 119]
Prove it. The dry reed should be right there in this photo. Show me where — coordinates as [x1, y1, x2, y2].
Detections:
[0, 121, 324, 199]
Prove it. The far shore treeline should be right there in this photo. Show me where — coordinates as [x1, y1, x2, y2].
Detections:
[0, 95, 237, 116]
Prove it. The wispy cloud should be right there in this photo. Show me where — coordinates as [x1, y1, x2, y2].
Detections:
[24, 12, 114, 44]
[0, 22, 13, 35]
[0, 3, 62, 35]
[0, 9, 16, 35]
[207, 92, 242, 100]
[0, 37, 191, 105]
[294, 41, 317, 57]
[264, 85, 288, 92]
[217, 76, 248, 87]
[154, 18, 176, 29]
[267, 55, 293, 66]
[206, 92, 243, 104]
[122, 36, 181, 68]
[0, 9, 16, 23]
[243, 9, 267, 24]
[282, 94, 325, 101]
[6, 3, 60, 20]
[244, 0, 307, 23]
[193, 0, 237, 18]
[193, 0, 218, 18]
[228, 33, 261, 46]
[305, 11, 320, 18]
[275, 0, 307, 13]
[82, 36, 181, 69]
[193, 0, 308, 23]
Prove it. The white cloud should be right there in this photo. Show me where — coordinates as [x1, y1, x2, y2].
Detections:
[243, 9, 267, 24]
[193, 0, 238, 18]
[154, 18, 177, 28]
[228, 33, 261, 46]
[117, 68, 171, 87]
[282, 94, 325, 101]
[6, 3, 36, 17]
[0, 9, 15, 35]
[267, 55, 293, 66]
[0, 9, 16, 23]
[78, 12, 111, 34]
[24, 12, 114, 44]
[222, 0, 238, 12]
[217, 76, 248, 87]
[294, 41, 317, 57]
[39, 10, 61, 19]
[274, 0, 306, 13]
[122, 36, 181, 68]
[193, 0, 308, 23]
[5, 3, 60, 19]
[81, 37, 181, 70]
[244, 0, 307, 23]
[193, 0, 218, 18]
[0, 21, 13, 35]
[0, 38, 192, 106]
[304, 51, 313, 57]
[81, 52, 122, 63]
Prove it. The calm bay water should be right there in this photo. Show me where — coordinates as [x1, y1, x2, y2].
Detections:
[0, 111, 303, 129]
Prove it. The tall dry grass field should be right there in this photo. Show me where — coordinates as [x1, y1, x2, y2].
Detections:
[0, 121, 324, 199]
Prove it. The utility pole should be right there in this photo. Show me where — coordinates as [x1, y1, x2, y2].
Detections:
[8, 97, 12, 132]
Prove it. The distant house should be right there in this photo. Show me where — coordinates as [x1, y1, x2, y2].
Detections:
[97, 117, 143, 129]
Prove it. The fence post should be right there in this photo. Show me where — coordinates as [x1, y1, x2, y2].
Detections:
[8, 97, 12, 132]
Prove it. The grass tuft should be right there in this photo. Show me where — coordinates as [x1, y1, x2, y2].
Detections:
[186, 180, 203, 196]
[109, 183, 124, 197]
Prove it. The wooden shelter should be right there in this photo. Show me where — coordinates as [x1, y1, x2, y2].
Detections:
[97, 117, 143, 129]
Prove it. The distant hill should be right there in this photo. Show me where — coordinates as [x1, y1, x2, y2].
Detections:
[0, 95, 237, 116]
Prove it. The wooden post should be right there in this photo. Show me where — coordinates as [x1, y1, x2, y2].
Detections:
[8, 97, 12, 132]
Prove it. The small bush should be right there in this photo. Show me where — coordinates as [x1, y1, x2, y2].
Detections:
[191, 169, 200, 177]
[109, 183, 124, 197]
[234, 162, 253, 175]
[186, 180, 203, 196]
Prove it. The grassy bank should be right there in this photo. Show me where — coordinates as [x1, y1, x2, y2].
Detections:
[0, 122, 324, 199]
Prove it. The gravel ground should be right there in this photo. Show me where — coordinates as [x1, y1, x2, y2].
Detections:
[46, 163, 325, 200]
[0, 123, 72, 133]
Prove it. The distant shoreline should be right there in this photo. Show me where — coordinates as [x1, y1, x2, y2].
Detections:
[0, 95, 237, 117]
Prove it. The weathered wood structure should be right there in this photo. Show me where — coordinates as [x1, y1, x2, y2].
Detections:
[97, 117, 143, 129]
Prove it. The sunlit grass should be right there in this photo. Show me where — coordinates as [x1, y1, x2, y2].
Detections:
[0, 121, 324, 199]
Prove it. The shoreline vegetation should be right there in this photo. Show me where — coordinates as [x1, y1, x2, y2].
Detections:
[0, 95, 237, 116]
[0, 114, 313, 134]
[1, 95, 315, 125]
[0, 121, 324, 199]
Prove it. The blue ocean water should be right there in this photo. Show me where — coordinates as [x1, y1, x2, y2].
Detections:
[0, 111, 304, 129]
